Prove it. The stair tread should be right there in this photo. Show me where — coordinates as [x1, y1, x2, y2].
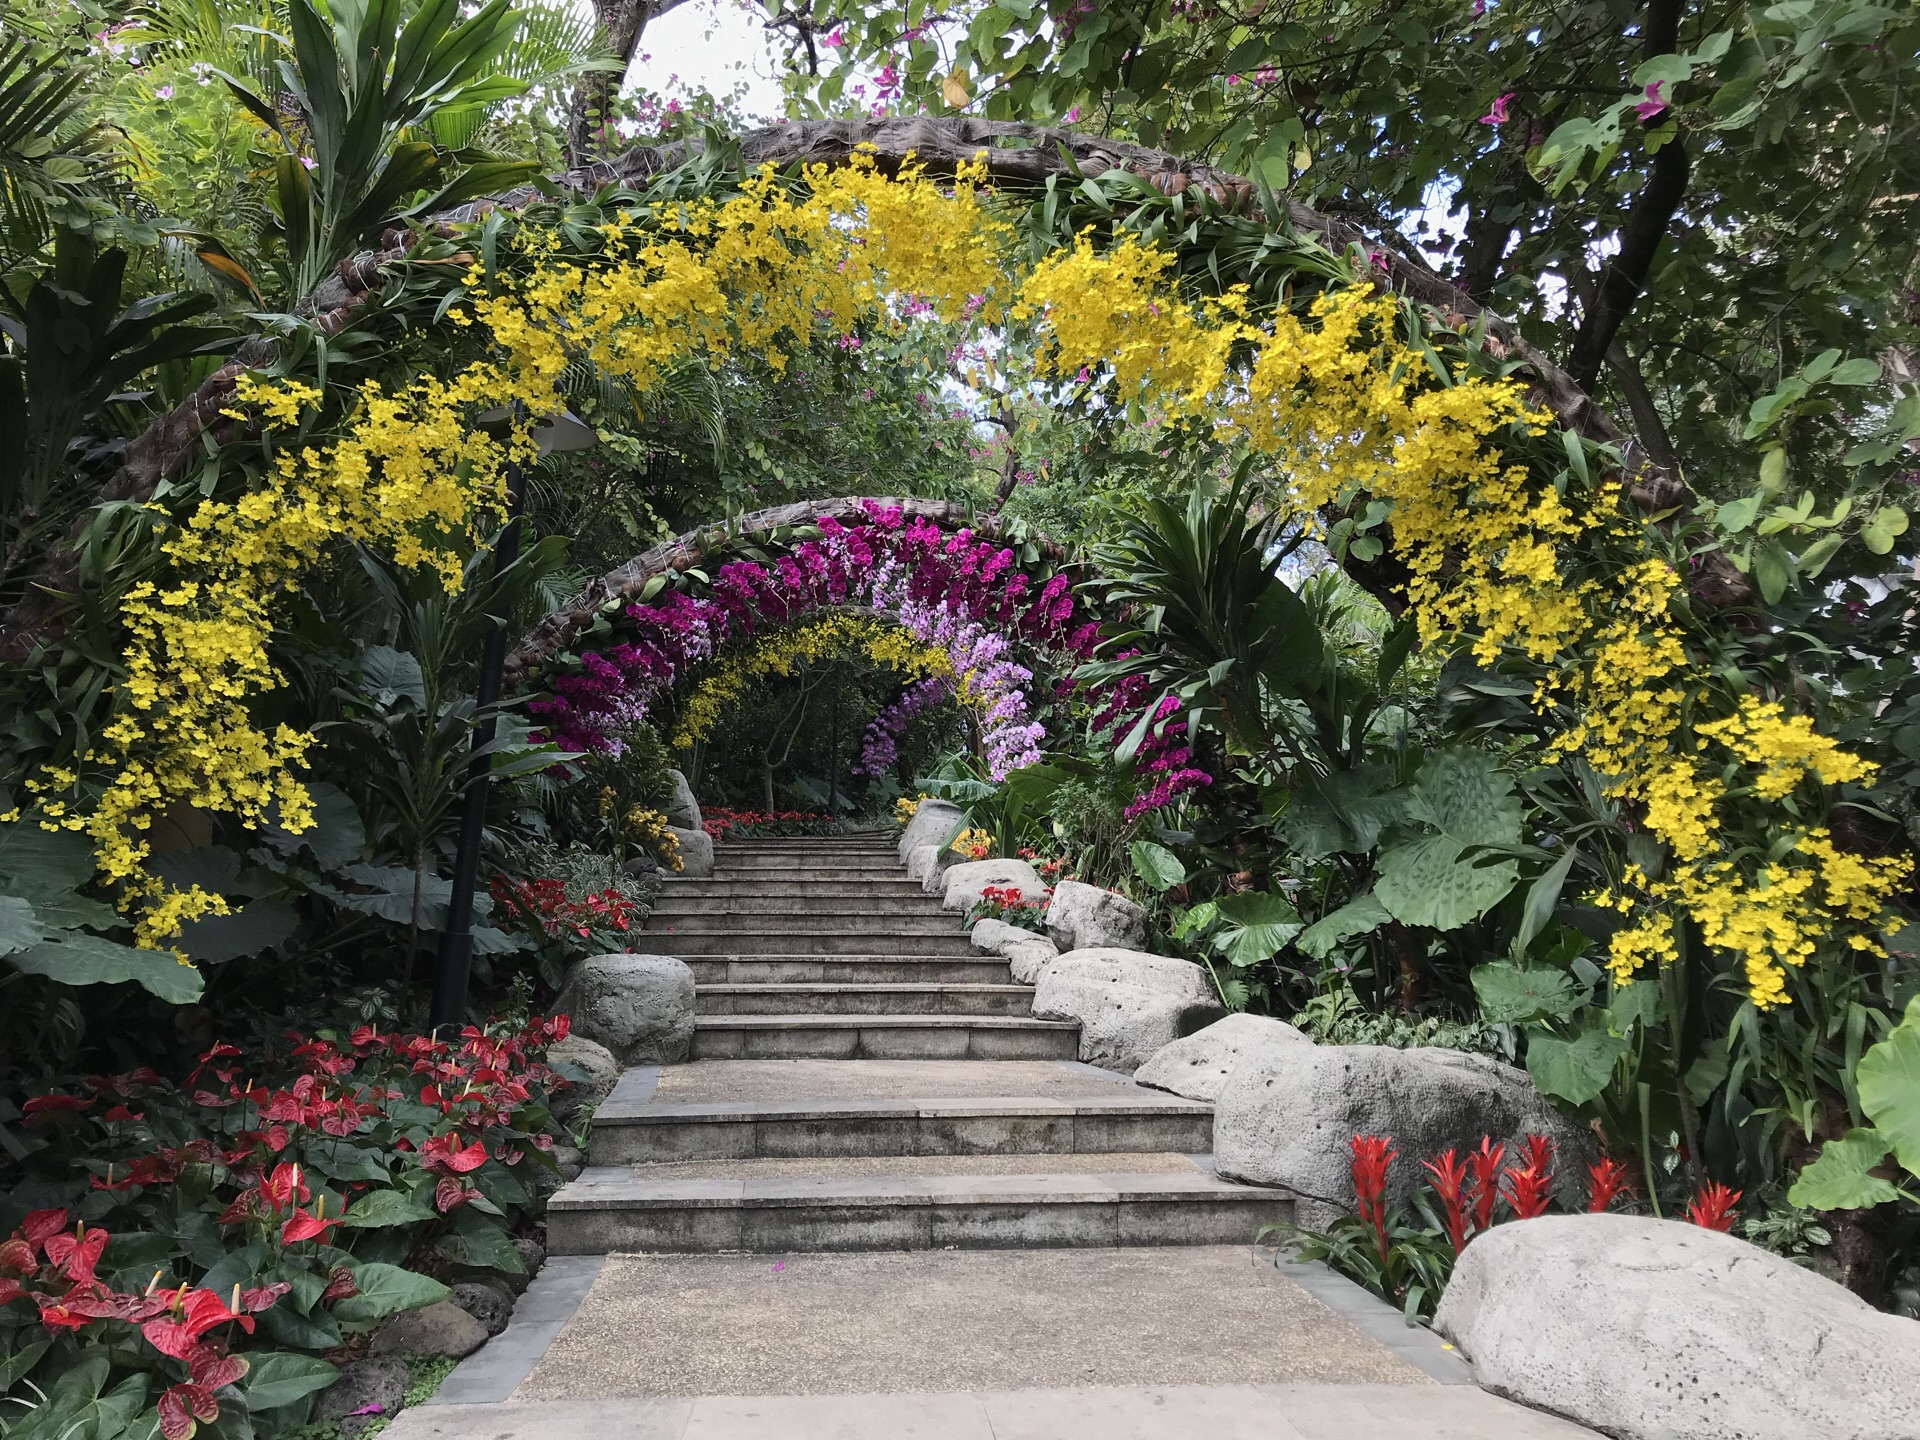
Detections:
[693, 1013, 1075, 1029]
[595, 1093, 1214, 1124]
[696, 982, 1030, 994]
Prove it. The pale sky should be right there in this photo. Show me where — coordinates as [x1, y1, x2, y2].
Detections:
[624, 0, 792, 122]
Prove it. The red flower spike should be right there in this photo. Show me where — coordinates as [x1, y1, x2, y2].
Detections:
[1465, 1138, 1506, 1232]
[1348, 1134, 1397, 1265]
[1500, 1163, 1554, 1219]
[1684, 1181, 1742, 1232]
[1585, 1157, 1634, 1213]
[1422, 1148, 1474, 1254]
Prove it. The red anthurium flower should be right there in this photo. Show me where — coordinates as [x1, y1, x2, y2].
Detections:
[37, 1300, 90, 1330]
[421, 1133, 488, 1176]
[103, 1105, 145, 1123]
[23, 1094, 91, 1124]
[322, 1267, 357, 1301]
[45, 1225, 108, 1283]
[187, 1344, 248, 1389]
[0, 1279, 26, 1308]
[141, 1288, 254, 1359]
[22, 1210, 68, 1251]
[158, 1381, 220, 1440]
[257, 1162, 307, 1211]
[434, 1176, 479, 1213]
[0, 1238, 35, 1275]
[240, 1282, 291, 1312]
[280, 1208, 338, 1244]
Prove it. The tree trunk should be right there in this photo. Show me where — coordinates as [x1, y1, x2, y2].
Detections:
[564, 0, 700, 169]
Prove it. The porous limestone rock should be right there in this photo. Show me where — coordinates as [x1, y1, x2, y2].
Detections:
[1031, 947, 1224, 1074]
[941, 858, 1047, 914]
[664, 768, 701, 829]
[554, 953, 695, 1065]
[667, 824, 713, 878]
[1005, 936, 1060, 985]
[908, 843, 957, 890]
[370, 1300, 487, 1359]
[897, 798, 964, 862]
[544, 1034, 620, 1121]
[1434, 1213, 1920, 1440]
[1213, 1041, 1586, 1208]
[1134, 1012, 1312, 1102]
[970, 917, 1020, 953]
[1044, 879, 1147, 951]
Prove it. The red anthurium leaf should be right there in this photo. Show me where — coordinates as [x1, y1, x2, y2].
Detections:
[22, 1210, 68, 1251]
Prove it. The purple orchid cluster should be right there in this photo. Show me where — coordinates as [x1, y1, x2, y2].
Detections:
[529, 503, 1098, 780]
[1089, 672, 1214, 821]
[852, 675, 953, 777]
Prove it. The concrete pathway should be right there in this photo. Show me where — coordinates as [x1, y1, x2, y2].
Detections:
[402, 837, 1599, 1438]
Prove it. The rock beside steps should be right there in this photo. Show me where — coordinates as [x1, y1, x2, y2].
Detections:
[547, 835, 1293, 1255]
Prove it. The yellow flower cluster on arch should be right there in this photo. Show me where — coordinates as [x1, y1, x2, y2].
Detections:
[671, 613, 953, 750]
[42, 154, 1900, 1006]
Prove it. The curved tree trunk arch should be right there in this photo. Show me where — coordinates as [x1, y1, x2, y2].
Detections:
[502, 495, 1062, 688]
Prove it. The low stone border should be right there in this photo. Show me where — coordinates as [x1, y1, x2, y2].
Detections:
[429, 1256, 608, 1406]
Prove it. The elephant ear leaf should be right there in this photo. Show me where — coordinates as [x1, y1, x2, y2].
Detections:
[1524, 1028, 1628, 1106]
[1375, 835, 1518, 930]
[10, 934, 204, 1003]
[1211, 890, 1303, 966]
[1406, 748, 1522, 846]
[1786, 1129, 1901, 1211]
[1471, 962, 1587, 1025]
[1129, 840, 1187, 891]
[1857, 995, 1920, 1175]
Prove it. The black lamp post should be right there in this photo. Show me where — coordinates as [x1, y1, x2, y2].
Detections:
[428, 408, 597, 1034]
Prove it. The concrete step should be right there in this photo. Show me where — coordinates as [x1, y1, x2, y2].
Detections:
[648, 913, 962, 936]
[709, 866, 915, 882]
[645, 930, 979, 956]
[717, 842, 898, 854]
[651, 894, 951, 916]
[547, 1156, 1294, 1254]
[695, 983, 1035, 1017]
[691, 1014, 1079, 1061]
[684, 956, 1013, 984]
[664, 879, 928, 899]
[588, 1093, 1217, 1164]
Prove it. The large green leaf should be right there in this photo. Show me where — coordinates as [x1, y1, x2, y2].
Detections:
[1786, 1128, 1901, 1210]
[1375, 835, 1518, 931]
[329, 1263, 450, 1323]
[433, 1210, 525, 1273]
[1407, 748, 1522, 846]
[241, 1353, 340, 1413]
[9, 934, 204, 1002]
[1295, 892, 1390, 959]
[1858, 994, 1920, 1175]
[178, 899, 298, 963]
[0, 894, 46, 956]
[1128, 840, 1187, 891]
[1525, 1028, 1628, 1105]
[1211, 889, 1303, 967]
[1471, 962, 1586, 1025]
[0, 821, 95, 893]
[339, 1188, 436, 1228]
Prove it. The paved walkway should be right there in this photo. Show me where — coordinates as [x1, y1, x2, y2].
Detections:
[397, 837, 1598, 1437]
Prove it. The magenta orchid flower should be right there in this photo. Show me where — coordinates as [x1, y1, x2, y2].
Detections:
[1634, 80, 1669, 122]
[1478, 92, 1514, 127]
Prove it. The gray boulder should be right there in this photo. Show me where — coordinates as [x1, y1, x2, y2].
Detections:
[1031, 947, 1224, 1074]
[513, 1235, 545, 1279]
[315, 1357, 409, 1439]
[550, 1144, 586, 1181]
[450, 1281, 514, 1337]
[1005, 936, 1060, 985]
[970, 917, 1021, 953]
[941, 858, 1046, 914]
[1214, 1042, 1586, 1208]
[1045, 879, 1147, 951]
[554, 953, 695, 1064]
[370, 1300, 487, 1359]
[908, 843, 958, 891]
[897, 798, 964, 862]
[1435, 1213, 1920, 1440]
[667, 824, 713, 878]
[664, 768, 701, 829]
[544, 1034, 620, 1121]
[1135, 1012, 1312, 1102]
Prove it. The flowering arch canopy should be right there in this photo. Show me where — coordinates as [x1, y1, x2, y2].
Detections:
[514, 497, 1095, 780]
[34, 141, 1904, 1010]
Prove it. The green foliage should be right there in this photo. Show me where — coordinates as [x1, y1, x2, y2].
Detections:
[1788, 997, 1920, 1210]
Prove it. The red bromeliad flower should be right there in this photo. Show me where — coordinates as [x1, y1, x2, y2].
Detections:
[1465, 1138, 1505, 1232]
[1348, 1134, 1396, 1265]
[1585, 1157, 1634, 1212]
[1685, 1180, 1742, 1232]
[1422, 1148, 1474, 1254]
[1500, 1134, 1557, 1219]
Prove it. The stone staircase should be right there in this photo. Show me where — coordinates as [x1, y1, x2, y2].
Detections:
[546, 834, 1294, 1255]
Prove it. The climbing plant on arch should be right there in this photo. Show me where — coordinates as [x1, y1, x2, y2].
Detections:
[29, 128, 1904, 1018]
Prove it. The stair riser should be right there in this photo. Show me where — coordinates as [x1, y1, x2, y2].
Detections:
[591, 1111, 1217, 1165]
[708, 870, 915, 884]
[651, 897, 952, 916]
[664, 881, 927, 899]
[684, 959, 1012, 983]
[695, 989, 1033, 1017]
[646, 933, 979, 956]
[716, 846, 899, 856]
[548, 1194, 1293, 1255]
[647, 915, 962, 936]
[691, 1024, 1079, 1061]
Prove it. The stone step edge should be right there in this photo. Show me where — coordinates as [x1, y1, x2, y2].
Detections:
[549, 1166, 1291, 1210]
[691, 1014, 1076, 1029]
[590, 1094, 1214, 1126]
[694, 983, 1034, 994]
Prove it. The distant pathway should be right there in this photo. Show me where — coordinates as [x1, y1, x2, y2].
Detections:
[395, 837, 1599, 1438]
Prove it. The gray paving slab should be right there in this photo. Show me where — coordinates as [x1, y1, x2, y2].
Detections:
[385, 1384, 1600, 1439]
[651, 1059, 1142, 1103]
[514, 1247, 1424, 1398]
